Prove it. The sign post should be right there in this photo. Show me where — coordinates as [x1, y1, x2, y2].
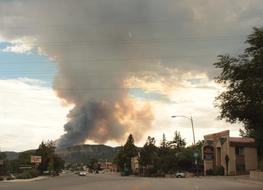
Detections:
[31, 156, 42, 168]
[31, 156, 42, 164]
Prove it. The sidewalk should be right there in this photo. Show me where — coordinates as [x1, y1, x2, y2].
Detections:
[3, 176, 49, 183]
[201, 175, 263, 186]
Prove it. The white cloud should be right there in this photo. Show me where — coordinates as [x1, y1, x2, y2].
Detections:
[132, 78, 242, 146]
[0, 78, 70, 151]
[2, 43, 33, 54]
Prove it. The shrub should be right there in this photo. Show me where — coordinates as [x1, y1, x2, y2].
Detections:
[0, 176, 4, 181]
[16, 170, 40, 179]
[205, 169, 214, 176]
[214, 166, 224, 176]
[6, 176, 14, 180]
[258, 159, 263, 171]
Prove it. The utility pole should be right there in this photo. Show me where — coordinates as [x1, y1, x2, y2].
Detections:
[171, 115, 199, 176]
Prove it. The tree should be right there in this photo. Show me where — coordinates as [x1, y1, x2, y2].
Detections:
[214, 27, 263, 157]
[139, 136, 158, 168]
[0, 151, 6, 160]
[36, 141, 64, 173]
[169, 131, 186, 151]
[114, 134, 138, 172]
[0, 151, 7, 175]
[160, 133, 168, 148]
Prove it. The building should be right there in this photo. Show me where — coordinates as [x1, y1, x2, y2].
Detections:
[98, 161, 117, 172]
[131, 156, 140, 174]
[203, 130, 257, 175]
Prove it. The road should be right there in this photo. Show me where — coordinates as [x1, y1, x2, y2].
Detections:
[0, 173, 262, 190]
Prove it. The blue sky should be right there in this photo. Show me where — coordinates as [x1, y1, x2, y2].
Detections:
[0, 42, 56, 86]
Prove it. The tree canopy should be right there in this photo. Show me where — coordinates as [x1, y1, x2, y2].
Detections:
[36, 141, 64, 173]
[214, 27, 263, 155]
[114, 134, 138, 172]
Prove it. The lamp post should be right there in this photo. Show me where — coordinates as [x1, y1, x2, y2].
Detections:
[171, 115, 199, 176]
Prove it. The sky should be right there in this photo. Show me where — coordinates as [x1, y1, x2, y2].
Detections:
[0, 0, 263, 151]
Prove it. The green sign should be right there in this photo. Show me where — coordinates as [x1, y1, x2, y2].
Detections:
[207, 140, 213, 145]
[219, 137, 226, 145]
[193, 152, 199, 158]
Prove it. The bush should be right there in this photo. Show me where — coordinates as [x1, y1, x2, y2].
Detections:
[258, 159, 263, 171]
[214, 166, 224, 176]
[16, 170, 40, 179]
[0, 176, 4, 181]
[6, 176, 14, 180]
[206, 169, 214, 176]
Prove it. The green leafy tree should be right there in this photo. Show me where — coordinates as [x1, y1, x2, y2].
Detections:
[47, 158, 54, 172]
[36, 141, 64, 173]
[18, 150, 34, 165]
[214, 27, 263, 157]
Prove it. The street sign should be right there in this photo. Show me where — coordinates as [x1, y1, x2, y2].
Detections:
[31, 156, 42, 164]
[193, 152, 199, 158]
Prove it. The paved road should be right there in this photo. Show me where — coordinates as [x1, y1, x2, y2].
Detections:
[0, 173, 263, 190]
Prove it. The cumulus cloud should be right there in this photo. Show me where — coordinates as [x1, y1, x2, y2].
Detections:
[0, 79, 69, 151]
[1, 42, 33, 54]
[146, 78, 241, 146]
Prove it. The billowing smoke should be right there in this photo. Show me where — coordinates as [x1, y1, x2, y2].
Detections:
[59, 100, 153, 147]
[1, 0, 168, 147]
[0, 0, 258, 147]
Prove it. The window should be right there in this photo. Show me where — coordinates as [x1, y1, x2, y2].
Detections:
[235, 147, 244, 156]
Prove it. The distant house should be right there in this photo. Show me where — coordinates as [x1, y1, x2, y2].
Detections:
[131, 155, 140, 174]
[203, 130, 258, 175]
[98, 161, 117, 172]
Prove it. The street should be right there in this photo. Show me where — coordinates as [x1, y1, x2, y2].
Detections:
[0, 173, 262, 190]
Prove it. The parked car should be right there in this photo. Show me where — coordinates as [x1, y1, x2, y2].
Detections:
[175, 172, 185, 178]
[78, 171, 87, 176]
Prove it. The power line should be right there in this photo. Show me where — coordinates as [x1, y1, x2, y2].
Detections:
[1, 36, 245, 47]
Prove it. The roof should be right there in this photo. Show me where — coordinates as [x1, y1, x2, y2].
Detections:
[229, 137, 256, 147]
[229, 137, 255, 143]
[204, 130, 229, 139]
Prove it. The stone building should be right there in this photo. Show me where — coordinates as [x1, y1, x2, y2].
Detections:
[203, 130, 257, 175]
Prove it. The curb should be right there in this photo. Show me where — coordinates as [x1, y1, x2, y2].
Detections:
[3, 176, 49, 183]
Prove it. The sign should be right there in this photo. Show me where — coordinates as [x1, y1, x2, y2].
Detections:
[219, 137, 226, 145]
[193, 152, 199, 158]
[203, 154, 214, 160]
[206, 140, 213, 145]
[203, 145, 214, 160]
[31, 156, 42, 164]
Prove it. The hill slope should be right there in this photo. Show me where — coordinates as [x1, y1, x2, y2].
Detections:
[56, 144, 121, 164]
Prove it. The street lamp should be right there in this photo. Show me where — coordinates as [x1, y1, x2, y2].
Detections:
[171, 115, 195, 144]
[171, 115, 199, 176]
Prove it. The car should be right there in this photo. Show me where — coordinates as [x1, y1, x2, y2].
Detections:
[175, 172, 185, 178]
[78, 171, 87, 176]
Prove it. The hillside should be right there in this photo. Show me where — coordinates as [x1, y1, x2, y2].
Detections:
[56, 144, 121, 164]
[3, 151, 19, 160]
